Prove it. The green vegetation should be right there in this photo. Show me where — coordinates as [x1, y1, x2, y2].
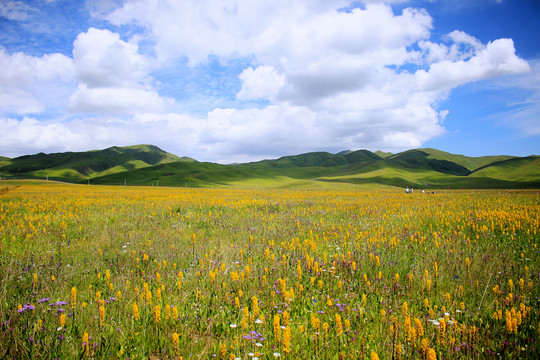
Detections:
[0, 184, 538, 359]
[0, 145, 192, 182]
[0, 145, 538, 189]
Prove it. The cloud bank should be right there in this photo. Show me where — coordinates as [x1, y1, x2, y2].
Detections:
[0, 0, 532, 162]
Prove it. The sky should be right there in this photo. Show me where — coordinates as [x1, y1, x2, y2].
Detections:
[0, 0, 539, 163]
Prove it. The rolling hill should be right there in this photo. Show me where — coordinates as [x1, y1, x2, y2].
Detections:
[0, 145, 538, 189]
[0, 145, 193, 182]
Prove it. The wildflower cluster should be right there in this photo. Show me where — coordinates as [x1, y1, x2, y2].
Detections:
[0, 183, 538, 358]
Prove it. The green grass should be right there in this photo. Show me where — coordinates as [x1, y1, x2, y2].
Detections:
[0, 184, 538, 359]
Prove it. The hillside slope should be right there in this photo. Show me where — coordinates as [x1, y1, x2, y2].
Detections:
[0, 145, 192, 182]
[469, 156, 540, 182]
[419, 148, 516, 171]
[1, 145, 538, 189]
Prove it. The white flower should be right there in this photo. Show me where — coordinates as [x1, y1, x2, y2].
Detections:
[255, 342, 263, 347]
[273, 353, 281, 357]
[248, 353, 255, 357]
[230, 323, 237, 328]
[255, 318, 263, 324]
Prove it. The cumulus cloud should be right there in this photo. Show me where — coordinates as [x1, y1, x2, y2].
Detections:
[0, 117, 81, 157]
[72, 28, 150, 88]
[0, 48, 74, 114]
[0, 0, 533, 161]
[237, 66, 285, 101]
[68, 85, 172, 114]
[69, 28, 172, 114]
[416, 38, 530, 91]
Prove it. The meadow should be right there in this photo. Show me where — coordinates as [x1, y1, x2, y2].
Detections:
[0, 181, 538, 359]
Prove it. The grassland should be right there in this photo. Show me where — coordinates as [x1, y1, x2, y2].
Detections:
[0, 181, 538, 359]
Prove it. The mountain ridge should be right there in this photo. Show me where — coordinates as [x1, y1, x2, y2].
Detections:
[0, 145, 538, 189]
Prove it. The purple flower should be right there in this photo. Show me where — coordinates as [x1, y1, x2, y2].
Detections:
[17, 304, 35, 313]
[56, 301, 67, 306]
[38, 297, 50, 304]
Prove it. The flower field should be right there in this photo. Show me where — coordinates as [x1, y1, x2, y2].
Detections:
[0, 182, 538, 359]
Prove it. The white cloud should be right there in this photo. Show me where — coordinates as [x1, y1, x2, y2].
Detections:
[68, 85, 172, 114]
[0, 117, 81, 156]
[237, 66, 285, 101]
[0, 48, 74, 114]
[0, 1, 534, 161]
[486, 58, 540, 136]
[0, 0, 35, 21]
[416, 38, 530, 92]
[69, 28, 172, 114]
[72, 28, 150, 88]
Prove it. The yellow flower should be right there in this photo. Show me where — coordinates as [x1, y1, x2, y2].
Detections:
[252, 296, 260, 318]
[371, 351, 380, 360]
[145, 288, 152, 305]
[59, 313, 66, 327]
[70, 287, 77, 309]
[310, 313, 320, 331]
[283, 310, 290, 326]
[335, 314, 343, 336]
[172, 332, 180, 351]
[273, 314, 281, 341]
[153, 305, 161, 323]
[133, 302, 140, 321]
[82, 331, 89, 357]
[99, 305, 105, 326]
[282, 326, 291, 353]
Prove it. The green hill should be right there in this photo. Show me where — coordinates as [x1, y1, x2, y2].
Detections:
[0, 145, 192, 182]
[375, 150, 393, 158]
[386, 149, 471, 176]
[419, 148, 516, 171]
[1, 145, 538, 189]
[469, 156, 540, 182]
[246, 151, 349, 168]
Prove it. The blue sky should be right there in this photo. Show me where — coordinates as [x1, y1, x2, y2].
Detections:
[0, 0, 538, 162]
